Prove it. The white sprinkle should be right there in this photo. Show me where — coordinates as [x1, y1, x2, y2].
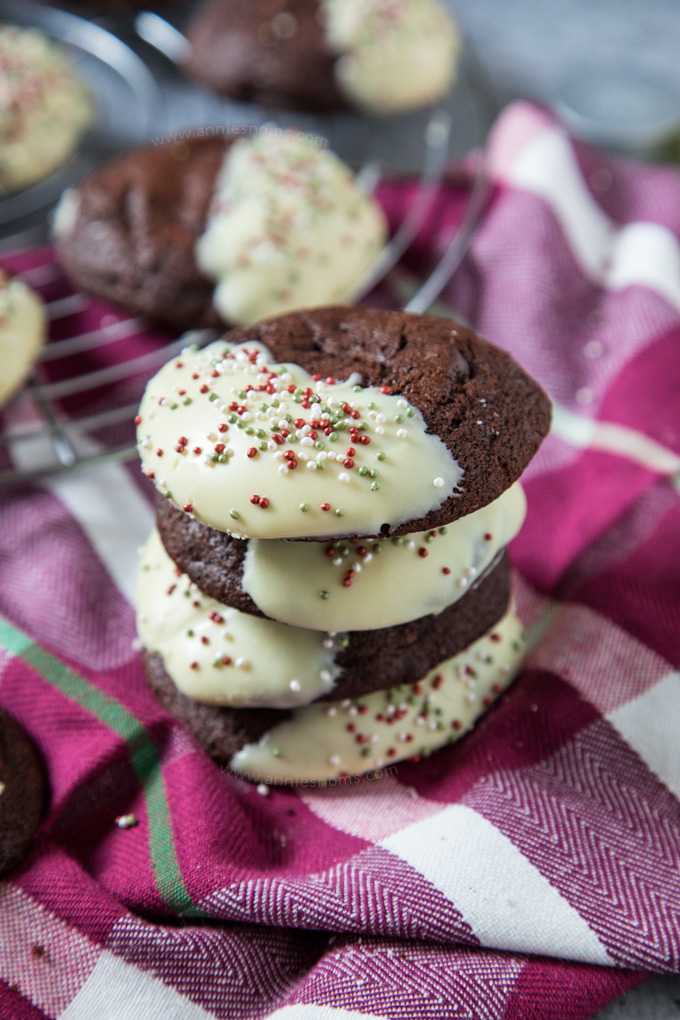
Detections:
[433, 477, 445, 488]
[348, 706, 358, 717]
[116, 814, 138, 829]
[278, 464, 288, 474]
[466, 693, 476, 703]
[339, 472, 350, 483]
[329, 755, 341, 767]
[397, 399, 408, 408]
[333, 556, 343, 566]
[341, 699, 351, 708]
[235, 657, 248, 668]
[256, 784, 269, 797]
[375, 413, 386, 423]
[206, 432, 217, 442]
[457, 577, 468, 589]
[371, 734, 380, 744]
[326, 707, 337, 717]
[375, 426, 385, 435]
[396, 429, 408, 439]
[289, 679, 301, 692]
[301, 436, 314, 447]
[306, 461, 317, 470]
[465, 567, 477, 579]
[317, 451, 328, 461]
[298, 451, 309, 462]
[320, 670, 332, 683]
[364, 553, 373, 564]
[406, 540, 416, 549]
[416, 716, 425, 726]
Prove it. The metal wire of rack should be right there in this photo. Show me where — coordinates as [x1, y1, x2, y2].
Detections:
[0, 20, 496, 488]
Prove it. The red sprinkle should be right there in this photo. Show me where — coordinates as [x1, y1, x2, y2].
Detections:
[218, 423, 229, 433]
[199, 384, 209, 394]
[134, 415, 141, 425]
[346, 447, 356, 457]
[190, 662, 199, 670]
[452, 719, 462, 730]
[343, 458, 355, 469]
[492, 683, 503, 694]
[247, 447, 258, 458]
[484, 533, 493, 541]
[258, 497, 270, 509]
[380, 385, 392, 394]
[214, 443, 225, 454]
[490, 633, 502, 643]
[442, 567, 451, 575]
[347, 723, 356, 733]
[156, 448, 163, 457]
[418, 549, 429, 558]
[321, 503, 331, 512]
[183, 503, 193, 513]
[193, 446, 202, 455]
[355, 734, 366, 745]
[250, 494, 260, 505]
[146, 470, 155, 479]
[360, 436, 371, 445]
[432, 674, 444, 690]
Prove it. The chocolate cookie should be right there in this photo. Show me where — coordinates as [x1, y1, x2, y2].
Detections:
[145, 601, 526, 776]
[0, 708, 45, 875]
[137, 308, 551, 540]
[54, 137, 226, 330]
[183, 0, 346, 112]
[145, 651, 287, 762]
[55, 132, 387, 331]
[182, 0, 461, 116]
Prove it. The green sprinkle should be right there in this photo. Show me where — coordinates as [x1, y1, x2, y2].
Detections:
[164, 490, 172, 499]
[299, 502, 310, 512]
[335, 508, 344, 517]
[425, 533, 435, 543]
[328, 432, 338, 442]
[169, 402, 178, 410]
[372, 543, 382, 554]
[439, 526, 448, 535]
[182, 397, 192, 406]
[376, 452, 386, 461]
[319, 590, 330, 600]
[352, 385, 362, 392]
[368, 402, 376, 410]
[245, 427, 254, 435]
[228, 414, 238, 424]
[272, 747, 281, 757]
[259, 442, 268, 451]
[369, 469, 379, 478]
[209, 393, 218, 402]
[394, 414, 404, 424]
[393, 537, 405, 546]
[361, 747, 373, 758]
[187, 629, 194, 637]
[260, 403, 269, 412]
[217, 454, 227, 463]
[370, 482, 380, 491]
[359, 466, 369, 476]
[229, 509, 240, 520]
[406, 407, 415, 417]
[255, 429, 265, 439]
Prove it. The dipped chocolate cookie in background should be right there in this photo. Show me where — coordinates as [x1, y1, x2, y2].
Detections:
[134, 307, 551, 782]
[53, 131, 388, 331]
[0, 708, 45, 876]
[183, 0, 462, 115]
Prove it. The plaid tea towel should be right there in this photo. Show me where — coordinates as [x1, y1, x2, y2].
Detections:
[0, 100, 678, 1019]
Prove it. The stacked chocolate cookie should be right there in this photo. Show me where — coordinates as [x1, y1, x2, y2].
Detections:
[135, 307, 551, 783]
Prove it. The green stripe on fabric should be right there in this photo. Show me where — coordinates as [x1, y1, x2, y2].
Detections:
[0, 615, 199, 917]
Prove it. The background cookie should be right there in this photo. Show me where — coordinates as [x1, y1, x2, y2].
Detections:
[0, 272, 47, 410]
[0, 707, 45, 876]
[54, 137, 226, 330]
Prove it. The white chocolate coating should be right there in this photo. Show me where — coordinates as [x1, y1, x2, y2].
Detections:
[0, 272, 46, 408]
[137, 529, 345, 708]
[243, 484, 526, 631]
[136, 340, 463, 540]
[321, 0, 461, 114]
[196, 132, 387, 326]
[0, 28, 92, 197]
[230, 607, 525, 782]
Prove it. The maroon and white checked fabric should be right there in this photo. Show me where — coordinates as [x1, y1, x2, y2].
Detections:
[0, 101, 678, 1019]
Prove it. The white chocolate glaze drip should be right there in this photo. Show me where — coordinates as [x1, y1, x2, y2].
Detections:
[321, 0, 461, 114]
[196, 132, 387, 326]
[136, 529, 345, 708]
[136, 340, 463, 540]
[230, 608, 525, 783]
[243, 483, 526, 631]
[0, 272, 46, 408]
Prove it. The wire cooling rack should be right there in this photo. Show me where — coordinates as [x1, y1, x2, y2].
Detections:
[0, 38, 495, 487]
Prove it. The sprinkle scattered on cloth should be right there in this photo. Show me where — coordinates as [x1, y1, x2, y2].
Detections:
[0, 100, 678, 1019]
